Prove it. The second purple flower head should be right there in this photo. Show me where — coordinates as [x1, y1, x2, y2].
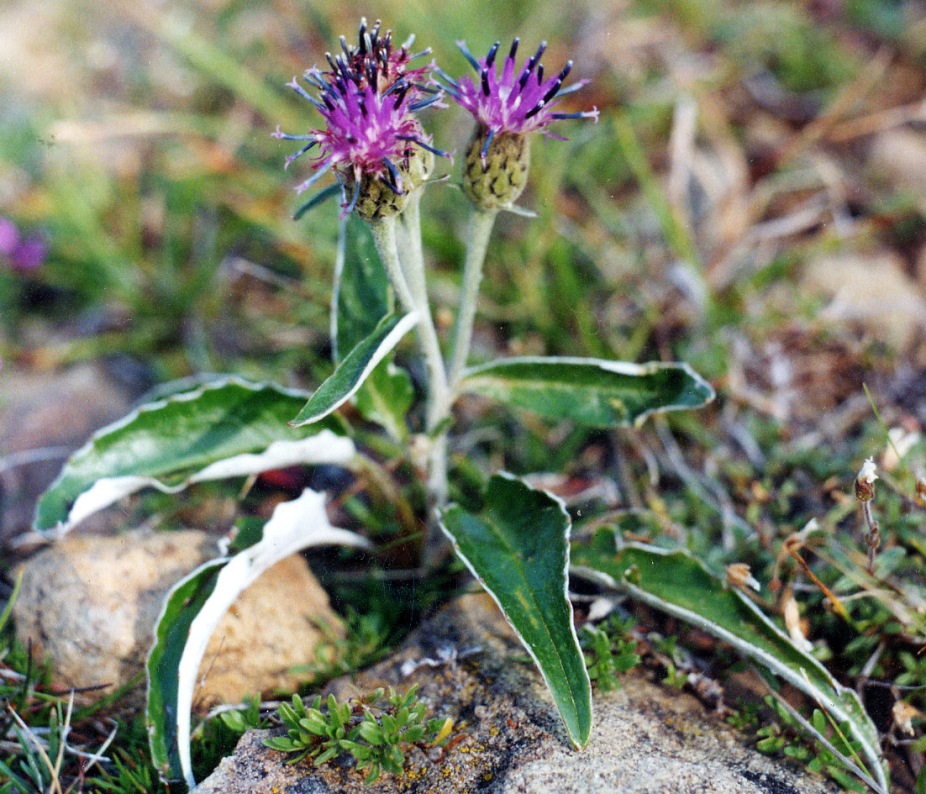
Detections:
[441, 39, 598, 210]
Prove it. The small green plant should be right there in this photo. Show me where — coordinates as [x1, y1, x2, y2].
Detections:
[726, 702, 762, 732]
[580, 616, 641, 692]
[187, 697, 270, 782]
[29, 19, 714, 790]
[649, 634, 688, 690]
[756, 696, 868, 793]
[263, 685, 448, 784]
[0, 697, 108, 794]
[93, 744, 166, 794]
[22, 15, 890, 794]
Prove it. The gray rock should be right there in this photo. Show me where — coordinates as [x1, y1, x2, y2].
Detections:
[0, 363, 134, 544]
[869, 128, 926, 212]
[12, 530, 344, 706]
[195, 593, 840, 794]
[801, 250, 926, 350]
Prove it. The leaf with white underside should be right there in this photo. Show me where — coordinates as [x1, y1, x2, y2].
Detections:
[290, 311, 418, 428]
[459, 357, 714, 428]
[147, 488, 371, 788]
[354, 361, 414, 442]
[439, 473, 592, 749]
[571, 533, 888, 794]
[33, 377, 355, 538]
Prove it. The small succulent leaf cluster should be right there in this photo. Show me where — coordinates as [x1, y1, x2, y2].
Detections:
[264, 685, 448, 784]
[757, 697, 870, 793]
[580, 617, 641, 693]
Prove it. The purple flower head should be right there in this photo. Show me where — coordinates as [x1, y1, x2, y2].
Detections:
[442, 38, 598, 158]
[333, 17, 434, 97]
[0, 216, 46, 272]
[275, 19, 447, 220]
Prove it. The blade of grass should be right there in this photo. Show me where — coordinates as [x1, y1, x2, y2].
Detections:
[613, 112, 705, 292]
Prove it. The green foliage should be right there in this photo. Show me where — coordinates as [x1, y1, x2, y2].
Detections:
[572, 534, 887, 792]
[757, 697, 868, 793]
[290, 312, 418, 427]
[652, 635, 689, 690]
[726, 702, 762, 732]
[263, 685, 448, 784]
[580, 616, 642, 692]
[0, 709, 63, 794]
[460, 358, 714, 428]
[288, 610, 395, 683]
[91, 720, 168, 794]
[440, 474, 593, 749]
[13, 2, 912, 791]
[189, 699, 269, 782]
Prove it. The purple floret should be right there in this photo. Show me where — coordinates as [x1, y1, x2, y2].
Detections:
[0, 217, 19, 255]
[275, 18, 447, 216]
[441, 38, 598, 154]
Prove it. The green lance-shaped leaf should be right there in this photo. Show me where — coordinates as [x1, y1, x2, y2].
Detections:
[33, 377, 355, 538]
[290, 311, 419, 428]
[329, 217, 415, 440]
[459, 357, 714, 428]
[439, 473, 592, 748]
[354, 361, 415, 442]
[331, 214, 392, 363]
[572, 534, 888, 794]
[147, 488, 371, 788]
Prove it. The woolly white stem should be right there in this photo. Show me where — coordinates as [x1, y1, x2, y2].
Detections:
[369, 214, 450, 504]
[448, 208, 498, 390]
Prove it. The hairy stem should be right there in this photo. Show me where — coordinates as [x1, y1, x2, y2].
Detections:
[368, 217, 417, 315]
[369, 214, 450, 504]
[447, 208, 498, 390]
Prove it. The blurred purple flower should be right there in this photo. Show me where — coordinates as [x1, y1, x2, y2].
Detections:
[0, 217, 19, 255]
[0, 216, 46, 272]
[11, 236, 47, 271]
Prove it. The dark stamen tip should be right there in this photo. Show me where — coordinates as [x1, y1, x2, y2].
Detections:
[485, 42, 500, 68]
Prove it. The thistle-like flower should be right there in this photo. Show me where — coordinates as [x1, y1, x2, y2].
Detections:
[441, 39, 598, 210]
[275, 19, 447, 222]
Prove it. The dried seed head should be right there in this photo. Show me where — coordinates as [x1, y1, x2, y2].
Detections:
[855, 457, 878, 502]
[725, 563, 760, 592]
[892, 700, 920, 737]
